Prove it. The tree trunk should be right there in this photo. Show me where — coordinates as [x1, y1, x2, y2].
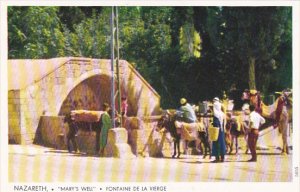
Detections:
[248, 57, 256, 90]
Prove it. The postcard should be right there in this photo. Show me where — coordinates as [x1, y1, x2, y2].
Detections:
[1, 1, 299, 192]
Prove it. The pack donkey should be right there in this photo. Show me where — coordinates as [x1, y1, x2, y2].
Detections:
[156, 110, 210, 158]
[64, 110, 105, 154]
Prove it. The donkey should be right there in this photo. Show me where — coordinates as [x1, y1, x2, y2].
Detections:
[64, 111, 103, 154]
[225, 115, 241, 154]
[156, 110, 210, 158]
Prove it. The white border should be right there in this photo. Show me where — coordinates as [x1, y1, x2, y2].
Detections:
[292, 1, 300, 189]
[1, 1, 300, 192]
[1, 0, 300, 7]
[0, 3, 9, 192]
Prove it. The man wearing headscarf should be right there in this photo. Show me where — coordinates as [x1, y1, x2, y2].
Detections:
[211, 97, 227, 163]
[178, 98, 197, 155]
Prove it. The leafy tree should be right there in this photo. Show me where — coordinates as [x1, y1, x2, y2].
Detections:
[8, 7, 65, 59]
[270, 8, 292, 92]
[7, 6, 292, 108]
[58, 7, 102, 32]
[221, 7, 292, 91]
[192, 7, 224, 99]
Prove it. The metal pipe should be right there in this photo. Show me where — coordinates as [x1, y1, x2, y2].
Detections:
[110, 6, 115, 128]
[115, 6, 122, 127]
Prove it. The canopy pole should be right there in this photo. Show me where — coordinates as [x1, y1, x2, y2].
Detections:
[111, 6, 121, 128]
[110, 7, 116, 128]
[115, 7, 122, 127]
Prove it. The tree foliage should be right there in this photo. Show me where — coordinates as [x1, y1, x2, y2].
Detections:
[8, 7, 65, 58]
[8, 6, 292, 108]
[221, 7, 292, 93]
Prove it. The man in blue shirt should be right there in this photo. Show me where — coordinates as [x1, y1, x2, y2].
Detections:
[179, 98, 197, 123]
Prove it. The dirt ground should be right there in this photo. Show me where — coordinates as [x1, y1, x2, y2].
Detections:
[8, 142, 292, 182]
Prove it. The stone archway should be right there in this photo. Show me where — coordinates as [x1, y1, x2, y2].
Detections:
[58, 74, 114, 116]
[8, 58, 163, 156]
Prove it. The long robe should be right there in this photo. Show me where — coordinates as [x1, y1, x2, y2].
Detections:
[99, 112, 112, 151]
[211, 116, 226, 156]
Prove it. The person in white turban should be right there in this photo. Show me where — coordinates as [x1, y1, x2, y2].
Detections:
[211, 97, 227, 163]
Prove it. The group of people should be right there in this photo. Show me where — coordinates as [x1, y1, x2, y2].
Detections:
[178, 97, 266, 163]
[73, 88, 290, 160]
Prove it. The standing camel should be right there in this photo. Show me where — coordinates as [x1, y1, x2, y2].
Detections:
[247, 89, 292, 155]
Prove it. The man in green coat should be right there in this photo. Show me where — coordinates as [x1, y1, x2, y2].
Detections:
[99, 103, 112, 156]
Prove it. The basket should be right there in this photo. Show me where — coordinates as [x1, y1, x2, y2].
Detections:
[208, 126, 220, 141]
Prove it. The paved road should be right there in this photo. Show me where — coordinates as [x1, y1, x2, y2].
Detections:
[8, 143, 292, 182]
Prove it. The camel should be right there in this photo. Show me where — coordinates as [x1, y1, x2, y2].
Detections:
[246, 89, 292, 154]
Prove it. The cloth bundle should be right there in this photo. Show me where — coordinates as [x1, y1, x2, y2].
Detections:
[174, 121, 200, 141]
[71, 110, 104, 122]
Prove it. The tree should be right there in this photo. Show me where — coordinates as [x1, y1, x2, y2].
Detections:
[58, 7, 102, 32]
[8, 6, 292, 108]
[8, 7, 65, 59]
[270, 7, 292, 92]
[221, 7, 292, 91]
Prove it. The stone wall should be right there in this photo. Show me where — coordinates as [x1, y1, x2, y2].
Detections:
[8, 58, 161, 145]
[31, 115, 173, 157]
[33, 116, 66, 149]
[125, 116, 173, 157]
[122, 63, 161, 117]
[8, 90, 21, 144]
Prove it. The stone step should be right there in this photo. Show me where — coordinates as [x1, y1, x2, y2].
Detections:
[104, 128, 136, 158]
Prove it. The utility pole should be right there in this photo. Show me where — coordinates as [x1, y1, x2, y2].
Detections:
[110, 6, 121, 127]
[115, 7, 122, 127]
